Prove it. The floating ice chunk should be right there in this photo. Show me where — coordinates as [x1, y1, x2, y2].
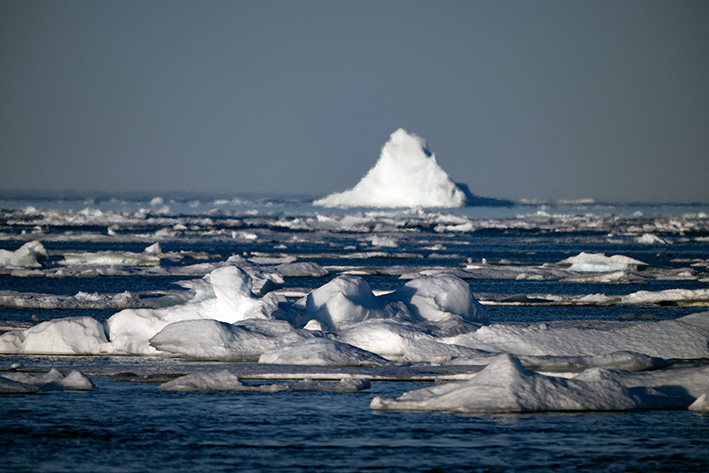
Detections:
[636, 233, 668, 245]
[371, 235, 399, 248]
[314, 129, 469, 208]
[159, 370, 370, 393]
[144, 242, 163, 255]
[158, 370, 290, 393]
[275, 261, 329, 278]
[291, 378, 371, 393]
[150, 319, 313, 361]
[0, 290, 139, 310]
[0, 317, 112, 355]
[0, 376, 40, 394]
[297, 274, 407, 330]
[621, 289, 709, 306]
[259, 338, 388, 366]
[2, 368, 95, 391]
[0, 241, 48, 268]
[688, 394, 709, 411]
[371, 355, 675, 413]
[384, 273, 488, 324]
[61, 250, 160, 267]
[560, 252, 646, 272]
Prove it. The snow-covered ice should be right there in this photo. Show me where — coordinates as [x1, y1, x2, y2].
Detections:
[158, 370, 370, 393]
[371, 354, 693, 413]
[0, 241, 47, 268]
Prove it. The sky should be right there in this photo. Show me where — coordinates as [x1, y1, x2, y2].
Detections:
[1, 0, 708, 203]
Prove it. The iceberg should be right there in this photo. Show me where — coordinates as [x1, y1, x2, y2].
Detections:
[314, 129, 507, 208]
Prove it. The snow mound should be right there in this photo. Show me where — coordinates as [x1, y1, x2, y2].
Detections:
[0, 241, 48, 268]
[371, 355, 678, 413]
[314, 129, 469, 208]
[384, 273, 488, 324]
[0, 317, 111, 355]
[297, 274, 406, 330]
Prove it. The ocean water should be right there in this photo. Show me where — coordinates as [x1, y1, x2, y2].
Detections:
[1, 195, 709, 471]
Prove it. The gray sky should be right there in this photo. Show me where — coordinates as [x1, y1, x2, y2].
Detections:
[2, 0, 708, 203]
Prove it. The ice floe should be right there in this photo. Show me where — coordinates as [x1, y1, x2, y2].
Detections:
[1, 368, 95, 393]
[370, 355, 691, 413]
[559, 252, 646, 272]
[158, 370, 370, 393]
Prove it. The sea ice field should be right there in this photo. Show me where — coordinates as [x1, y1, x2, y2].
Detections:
[1, 192, 708, 472]
[1, 128, 708, 471]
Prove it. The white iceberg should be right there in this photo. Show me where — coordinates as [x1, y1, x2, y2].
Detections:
[314, 129, 470, 208]
[0, 241, 48, 268]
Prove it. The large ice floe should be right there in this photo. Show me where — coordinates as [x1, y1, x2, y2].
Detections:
[314, 129, 503, 208]
[370, 354, 703, 413]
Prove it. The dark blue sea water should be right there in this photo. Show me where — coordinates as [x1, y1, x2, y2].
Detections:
[1, 197, 709, 471]
[2, 376, 709, 473]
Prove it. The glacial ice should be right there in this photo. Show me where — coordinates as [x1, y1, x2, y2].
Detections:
[314, 129, 470, 208]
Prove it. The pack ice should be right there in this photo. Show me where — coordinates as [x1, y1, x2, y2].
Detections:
[1, 263, 708, 412]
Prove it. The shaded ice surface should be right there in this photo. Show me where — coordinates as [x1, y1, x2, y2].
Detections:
[2, 196, 709, 472]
